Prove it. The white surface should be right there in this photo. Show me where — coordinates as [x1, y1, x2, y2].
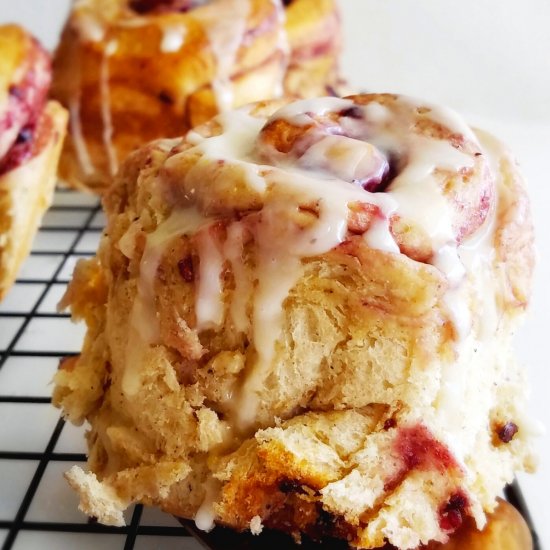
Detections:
[42, 209, 90, 228]
[25, 460, 89, 524]
[0, 460, 39, 520]
[0, 318, 24, 352]
[0, 357, 58, 397]
[0, 403, 59, 452]
[0, 284, 46, 314]
[16, 254, 65, 281]
[54, 421, 88, 454]
[0, 0, 548, 547]
[12, 531, 126, 550]
[37, 283, 69, 314]
[14, 317, 86, 353]
[74, 230, 102, 253]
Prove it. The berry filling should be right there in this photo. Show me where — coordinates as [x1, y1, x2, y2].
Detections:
[395, 425, 458, 472]
[385, 424, 460, 492]
[0, 109, 54, 176]
[496, 421, 519, 444]
[438, 491, 470, 532]
[0, 38, 51, 174]
[128, 0, 209, 14]
[178, 256, 195, 282]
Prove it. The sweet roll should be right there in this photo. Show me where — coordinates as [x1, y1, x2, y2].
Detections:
[0, 25, 67, 300]
[53, 94, 536, 549]
[51, 0, 343, 192]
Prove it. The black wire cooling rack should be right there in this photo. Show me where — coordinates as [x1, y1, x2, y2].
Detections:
[0, 189, 201, 550]
[0, 189, 542, 550]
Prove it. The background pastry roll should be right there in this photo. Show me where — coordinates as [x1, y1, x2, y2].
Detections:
[51, 0, 342, 192]
[54, 94, 536, 549]
[0, 24, 67, 300]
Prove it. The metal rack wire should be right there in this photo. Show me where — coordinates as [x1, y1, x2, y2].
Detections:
[0, 189, 541, 550]
[0, 189, 200, 550]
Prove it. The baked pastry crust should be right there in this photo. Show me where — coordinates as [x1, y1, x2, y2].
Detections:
[51, 0, 342, 192]
[0, 25, 67, 300]
[54, 95, 536, 549]
[426, 499, 532, 550]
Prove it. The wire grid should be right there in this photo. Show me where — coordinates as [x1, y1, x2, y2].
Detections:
[0, 189, 201, 550]
[0, 189, 541, 550]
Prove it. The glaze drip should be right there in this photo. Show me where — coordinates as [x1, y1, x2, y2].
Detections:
[129, 0, 210, 14]
[134, 95, 498, 427]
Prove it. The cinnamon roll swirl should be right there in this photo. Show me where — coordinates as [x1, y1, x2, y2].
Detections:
[0, 25, 67, 300]
[53, 95, 535, 549]
[51, 0, 342, 192]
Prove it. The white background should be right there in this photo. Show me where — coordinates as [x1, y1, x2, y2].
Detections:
[2, 0, 549, 547]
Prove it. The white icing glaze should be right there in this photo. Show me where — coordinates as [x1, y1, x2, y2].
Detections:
[99, 40, 119, 177]
[241, 249, 302, 424]
[458, 130, 501, 341]
[183, 109, 268, 193]
[133, 208, 207, 342]
[416, 99, 478, 143]
[388, 137, 474, 250]
[432, 244, 470, 340]
[194, 0, 251, 112]
[195, 227, 225, 330]
[133, 97, 501, 431]
[363, 102, 390, 124]
[74, 12, 106, 42]
[166, 102, 402, 427]
[223, 222, 252, 333]
[270, 96, 354, 127]
[123, 209, 208, 396]
[160, 23, 186, 53]
[235, 167, 397, 427]
[171, 96, 495, 427]
[195, 478, 220, 532]
[298, 135, 388, 186]
[363, 215, 400, 254]
[432, 129, 502, 447]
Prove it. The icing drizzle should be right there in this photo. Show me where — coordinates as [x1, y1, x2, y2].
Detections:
[127, 96, 499, 433]
[193, 0, 251, 112]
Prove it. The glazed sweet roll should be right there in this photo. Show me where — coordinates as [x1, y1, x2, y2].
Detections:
[0, 25, 67, 300]
[51, 0, 342, 192]
[53, 94, 536, 549]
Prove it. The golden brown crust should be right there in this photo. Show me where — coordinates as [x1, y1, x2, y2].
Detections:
[0, 25, 29, 103]
[52, 0, 343, 192]
[284, 0, 344, 96]
[0, 24, 67, 300]
[0, 101, 68, 300]
[427, 499, 533, 550]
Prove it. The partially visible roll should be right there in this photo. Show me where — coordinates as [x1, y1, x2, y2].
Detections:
[284, 0, 342, 97]
[51, 0, 342, 192]
[0, 25, 67, 301]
